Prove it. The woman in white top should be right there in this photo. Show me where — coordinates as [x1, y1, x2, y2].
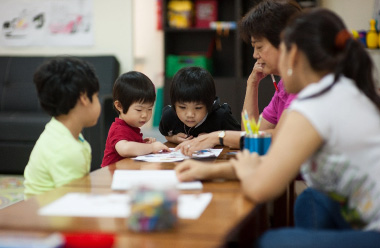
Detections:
[228, 8, 380, 247]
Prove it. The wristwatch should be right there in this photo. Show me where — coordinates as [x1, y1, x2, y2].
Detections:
[218, 130, 226, 146]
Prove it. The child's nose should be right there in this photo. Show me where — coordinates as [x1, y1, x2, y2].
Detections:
[186, 110, 195, 117]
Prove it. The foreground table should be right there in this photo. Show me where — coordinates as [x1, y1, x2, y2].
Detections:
[0, 146, 259, 248]
[0, 186, 254, 247]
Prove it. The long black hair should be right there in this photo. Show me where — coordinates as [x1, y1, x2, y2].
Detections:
[283, 8, 380, 111]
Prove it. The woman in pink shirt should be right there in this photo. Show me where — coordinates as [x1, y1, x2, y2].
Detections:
[240, 0, 300, 133]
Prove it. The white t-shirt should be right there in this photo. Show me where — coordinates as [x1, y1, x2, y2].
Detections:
[289, 74, 380, 231]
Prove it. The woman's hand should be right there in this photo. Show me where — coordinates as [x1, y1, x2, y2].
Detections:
[247, 62, 267, 88]
[176, 160, 238, 182]
[230, 150, 261, 180]
[175, 132, 218, 156]
[242, 62, 267, 125]
[175, 160, 212, 182]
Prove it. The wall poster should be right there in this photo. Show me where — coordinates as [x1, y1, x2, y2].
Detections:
[0, 0, 94, 47]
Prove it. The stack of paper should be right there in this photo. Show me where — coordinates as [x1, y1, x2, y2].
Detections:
[111, 170, 203, 190]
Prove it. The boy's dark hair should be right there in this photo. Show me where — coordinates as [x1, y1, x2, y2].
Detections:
[33, 57, 99, 117]
[240, 0, 301, 48]
[170, 66, 216, 113]
[113, 71, 156, 114]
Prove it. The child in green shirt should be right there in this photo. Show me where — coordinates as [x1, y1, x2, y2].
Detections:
[24, 57, 101, 199]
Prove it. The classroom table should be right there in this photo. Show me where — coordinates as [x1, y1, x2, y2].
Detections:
[0, 146, 265, 248]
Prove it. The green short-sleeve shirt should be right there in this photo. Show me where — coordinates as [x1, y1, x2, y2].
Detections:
[24, 117, 91, 198]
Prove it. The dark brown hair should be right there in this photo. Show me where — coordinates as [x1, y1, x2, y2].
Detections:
[239, 0, 301, 48]
[113, 71, 156, 114]
[170, 67, 216, 113]
[34, 57, 99, 116]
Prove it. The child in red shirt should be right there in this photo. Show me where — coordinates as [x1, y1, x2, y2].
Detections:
[101, 71, 169, 167]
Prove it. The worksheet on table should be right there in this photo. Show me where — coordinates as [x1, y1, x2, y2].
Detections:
[132, 148, 223, 162]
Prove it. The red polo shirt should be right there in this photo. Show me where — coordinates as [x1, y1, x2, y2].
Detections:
[101, 118, 143, 167]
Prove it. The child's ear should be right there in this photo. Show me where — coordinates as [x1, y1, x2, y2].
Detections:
[114, 100, 124, 113]
[79, 93, 90, 106]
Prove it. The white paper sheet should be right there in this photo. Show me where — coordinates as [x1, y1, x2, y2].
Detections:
[132, 148, 223, 162]
[111, 170, 203, 191]
[39, 192, 213, 220]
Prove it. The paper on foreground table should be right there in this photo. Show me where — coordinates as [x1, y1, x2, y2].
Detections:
[111, 170, 203, 191]
[0, 232, 63, 248]
[39, 192, 213, 220]
[0, 231, 114, 248]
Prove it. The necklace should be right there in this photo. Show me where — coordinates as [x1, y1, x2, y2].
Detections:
[184, 124, 193, 138]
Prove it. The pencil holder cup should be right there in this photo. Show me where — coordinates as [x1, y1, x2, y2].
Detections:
[243, 133, 272, 155]
[127, 184, 178, 232]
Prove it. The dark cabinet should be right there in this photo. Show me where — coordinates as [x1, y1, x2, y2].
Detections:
[162, 0, 275, 121]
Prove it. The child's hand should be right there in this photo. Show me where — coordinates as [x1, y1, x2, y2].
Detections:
[151, 141, 170, 153]
[168, 133, 193, 144]
[144, 137, 156, 144]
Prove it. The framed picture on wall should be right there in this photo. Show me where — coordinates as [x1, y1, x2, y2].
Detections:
[0, 0, 94, 47]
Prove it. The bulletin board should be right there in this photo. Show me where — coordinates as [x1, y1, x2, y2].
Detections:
[0, 0, 94, 47]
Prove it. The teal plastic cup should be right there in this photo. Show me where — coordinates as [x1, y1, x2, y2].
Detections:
[243, 133, 272, 155]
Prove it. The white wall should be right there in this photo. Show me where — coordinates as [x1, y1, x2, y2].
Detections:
[321, 0, 375, 30]
[0, 0, 134, 74]
[321, 0, 380, 87]
[133, 0, 164, 87]
[133, 0, 164, 128]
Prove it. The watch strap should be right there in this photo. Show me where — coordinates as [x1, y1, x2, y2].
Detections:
[219, 131, 225, 146]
